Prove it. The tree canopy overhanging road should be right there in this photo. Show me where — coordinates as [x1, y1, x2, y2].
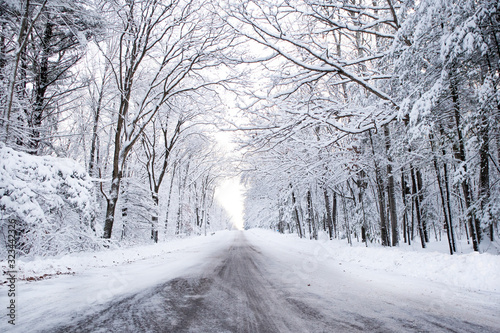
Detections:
[1, 1, 500, 331]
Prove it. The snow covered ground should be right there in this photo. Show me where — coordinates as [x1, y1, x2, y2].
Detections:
[244, 230, 500, 332]
[245, 229, 500, 293]
[0, 231, 235, 332]
[1, 229, 499, 332]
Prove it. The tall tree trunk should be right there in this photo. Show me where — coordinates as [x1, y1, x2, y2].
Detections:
[4, 0, 48, 141]
[332, 191, 338, 238]
[341, 194, 352, 245]
[28, 18, 52, 153]
[151, 193, 159, 243]
[102, 33, 136, 239]
[291, 186, 303, 238]
[200, 176, 209, 236]
[103, 101, 127, 239]
[306, 190, 317, 240]
[88, 105, 101, 177]
[416, 169, 429, 243]
[384, 125, 399, 246]
[0, 20, 6, 79]
[451, 79, 479, 251]
[104, 175, 121, 239]
[119, 174, 130, 241]
[88, 67, 108, 177]
[440, 126, 457, 252]
[401, 169, 411, 245]
[410, 166, 426, 248]
[356, 170, 368, 245]
[278, 202, 284, 234]
[176, 161, 190, 235]
[478, 114, 491, 241]
[324, 189, 334, 240]
[369, 130, 389, 246]
[430, 133, 455, 255]
[120, 189, 127, 240]
[443, 161, 457, 251]
[164, 162, 177, 234]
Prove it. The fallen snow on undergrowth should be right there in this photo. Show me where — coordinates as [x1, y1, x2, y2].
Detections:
[246, 229, 500, 293]
[1, 231, 229, 284]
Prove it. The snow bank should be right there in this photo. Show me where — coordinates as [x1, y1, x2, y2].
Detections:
[247, 229, 500, 293]
[0, 143, 99, 256]
[0, 231, 235, 333]
[0, 231, 232, 283]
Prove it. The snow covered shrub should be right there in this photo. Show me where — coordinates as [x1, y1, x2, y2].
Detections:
[0, 143, 101, 257]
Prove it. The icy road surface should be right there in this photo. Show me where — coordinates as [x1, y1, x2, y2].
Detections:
[4, 230, 500, 332]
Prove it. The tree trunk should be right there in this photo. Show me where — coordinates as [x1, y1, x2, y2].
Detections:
[451, 79, 480, 251]
[164, 162, 177, 233]
[332, 191, 338, 239]
[430, 133, 455, 255]
[384, 125, 399, 246]
[356, 170, 369, 244]
[103, 96, 127, 239]
[401, 169, 411, 245]
[4, 0, 40, 141]
[416, 168, 428, 243]
[324, 189, 334, 240]
[369, 130, 389, 246]
[176, 161, 190, 235]
[28, 18, 52, 154]
[410, 166, 426, 248]
[440, 125, 457, 252]
[306, 190, 317, 240]
[88, 105, 101, 177]
[342, 194, 352, 245]
[478, 115, 491, 241]
[151, 193, 159, 243]
[88, 67, 108, 177]
[291, 187, 303, 238]
[278, 203, 284, 234]
[104, 173, 121, 239]
[176, 170, 183, 235]
[120, 188, 127, 241]
[306, 191, 313, 239]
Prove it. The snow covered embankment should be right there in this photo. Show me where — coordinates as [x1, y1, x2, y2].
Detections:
[0, 231, 234, 333]
[1, 231, 232, 284]
[0, 143, 99, 257]
[246, 229, 500, 293]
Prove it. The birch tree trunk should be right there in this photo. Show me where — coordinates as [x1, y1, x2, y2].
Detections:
[323, 189, 334, 240]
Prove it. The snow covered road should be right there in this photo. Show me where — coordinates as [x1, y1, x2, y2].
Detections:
[3, 230, 500, 332]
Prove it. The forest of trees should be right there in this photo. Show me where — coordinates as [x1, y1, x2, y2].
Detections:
[0, 0, 498, 256]
[238, 0, 500, 254]
[0, 0, 236, 255]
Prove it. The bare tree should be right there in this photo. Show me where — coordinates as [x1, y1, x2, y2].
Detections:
[100, 0, 232, 239]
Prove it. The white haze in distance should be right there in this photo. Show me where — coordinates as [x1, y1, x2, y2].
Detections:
[215, 176, 245, 230]
[214, 131, 245, 230]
